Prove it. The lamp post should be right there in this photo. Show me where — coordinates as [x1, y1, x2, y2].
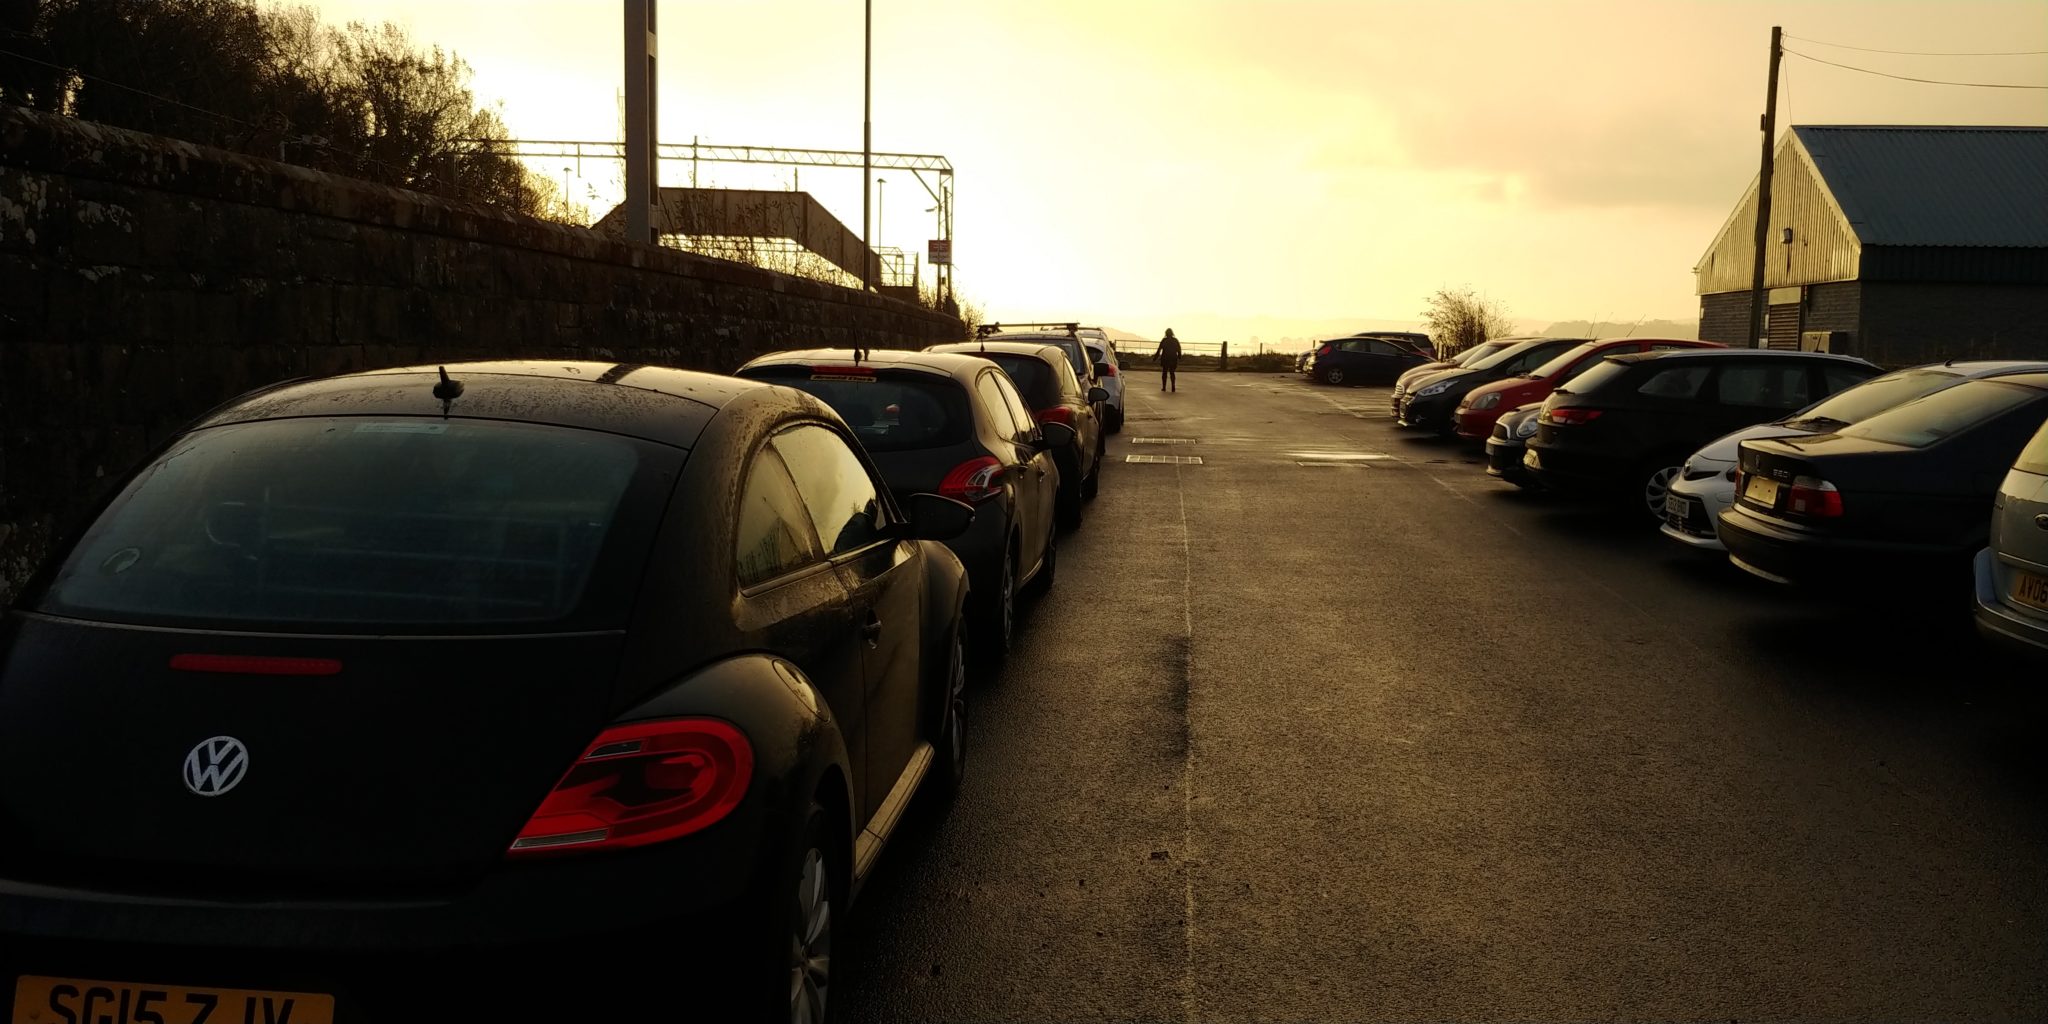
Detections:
[877, 176, 887, 252]
[861, 0, 872, 292]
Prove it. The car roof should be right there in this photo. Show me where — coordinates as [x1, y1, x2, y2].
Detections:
[929, 341, 1072, 364]
[194, 360, 765, 448]
[1906, 359, 2048, 378]
[1965, 371, 2048, 391]
[740, 348, 993, 381]
[1606, 348, 1875, 366]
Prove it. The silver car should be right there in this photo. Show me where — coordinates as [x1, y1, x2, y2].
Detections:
[1663, 361, 2048, 552]
[1975, 415, 2048, 656]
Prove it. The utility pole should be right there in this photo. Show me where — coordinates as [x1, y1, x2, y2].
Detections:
[862, 0, 873, 292]
[1747, 25, 1783, 349]
[623, 0, 658, 244]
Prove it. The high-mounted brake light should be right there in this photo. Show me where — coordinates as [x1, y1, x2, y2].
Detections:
[939, 456, 1005, 503]
[1036, 406, 1076, 426]
[170, 654, 342, 676]
[809, 365, 874, 378]
[1542, 407, 1604, 426]
[509, 718, 753, 858]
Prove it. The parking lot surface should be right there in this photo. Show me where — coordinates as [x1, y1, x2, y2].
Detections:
[838, 371, 2048, 1023]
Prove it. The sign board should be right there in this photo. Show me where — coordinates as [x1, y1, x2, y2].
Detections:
[928, 239, 952, 265]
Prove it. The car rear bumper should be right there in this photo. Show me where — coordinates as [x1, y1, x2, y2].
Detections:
[1521, 445, 1628, 492]
[1974, 547, 2048, 657]
[1720, 507, 1964, 589]
[1484, 438, 1535, 484]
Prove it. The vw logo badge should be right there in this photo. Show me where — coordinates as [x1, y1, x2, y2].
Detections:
[183, 736, 250, 797]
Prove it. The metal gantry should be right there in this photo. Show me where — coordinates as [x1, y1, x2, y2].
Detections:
[462, 137, 955, 305]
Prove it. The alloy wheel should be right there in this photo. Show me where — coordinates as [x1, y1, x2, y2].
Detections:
[1642, 465, 1680, 518]
[945, 629, 966, 776]
[998, 550, 1015, 650]
[788, 847, 832, 1024]
[1327, 368, 1346, 385]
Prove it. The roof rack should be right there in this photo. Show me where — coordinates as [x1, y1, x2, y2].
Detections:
[976, 322, 1082, 339]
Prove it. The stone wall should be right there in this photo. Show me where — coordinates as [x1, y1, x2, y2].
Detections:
[0, 105, 965, 606]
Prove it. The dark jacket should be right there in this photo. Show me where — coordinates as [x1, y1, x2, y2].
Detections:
[1155, 337, 1182, 368]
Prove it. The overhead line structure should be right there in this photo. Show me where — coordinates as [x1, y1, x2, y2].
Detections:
[467, 137, 956, 305]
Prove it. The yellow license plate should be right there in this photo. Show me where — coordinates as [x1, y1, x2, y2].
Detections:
[2013, 569, 2048, 613]
[12, 977, 334, 1024]
[1742, 475, 1781, 506]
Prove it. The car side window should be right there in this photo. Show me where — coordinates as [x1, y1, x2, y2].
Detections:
[976, 373, 1022, 440]
[1637, 365, 1710, 399]
[1366, 341, 1402, 356]
[1822, 365, 1872, 395]
[736, 446, 824, 588]
[1714, 363, 1811, 409]
[773, 424, 888, 557]
[993, 373, 1039, 440]
[1502, 349, 1551, 374]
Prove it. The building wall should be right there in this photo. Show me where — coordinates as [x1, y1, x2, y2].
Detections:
[1694, 134, 1862, 296]
[1857, 282, 2048, 366]
[1698, 291, 1754, 347]
[0, 105, 965, 605]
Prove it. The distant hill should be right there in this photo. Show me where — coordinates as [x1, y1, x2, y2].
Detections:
[1542, 319, 1698, 340]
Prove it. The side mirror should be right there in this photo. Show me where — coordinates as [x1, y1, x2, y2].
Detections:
[1088, 386, 1110, 404]
[902, 493, 975, 541]
[1037, 421, 1076, 450]
[1093, 361, 1111, 378]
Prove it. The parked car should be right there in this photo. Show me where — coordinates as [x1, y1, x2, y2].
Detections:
[0, 361, 975, 1018]
[1305, 335, 1431, 386]
[1083, 336, 1127, 433]
[1396, 337, 1590, 434]
[930, 341, 1108, 528]
[1454, 338, 1722, 441]
[1484, 403, 1547, 488]
[1356, 331, 1435, 360]
[1663, 361, 2048, 551]
[980, 324, 1101, 397]
[1975, 415, 2048, 656]
[1721, 372, 2048, 590]
[1391, 337, 1531, 416]
[737, 349, 1067, 655]
[1524, 348, 1881, 519]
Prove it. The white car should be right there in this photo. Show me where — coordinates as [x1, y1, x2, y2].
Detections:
[1663, 360, 2048, 551]
[1081, 334, 1126, 433]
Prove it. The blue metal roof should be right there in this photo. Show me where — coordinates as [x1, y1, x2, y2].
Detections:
[1792, 126, 2048, 249]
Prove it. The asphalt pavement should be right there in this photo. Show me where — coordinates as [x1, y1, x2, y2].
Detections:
[837, 370, 2048, 1023]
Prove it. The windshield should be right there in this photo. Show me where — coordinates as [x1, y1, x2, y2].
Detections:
[754, 373, 970, 452]
[1529, 342, 1606, 380]
[1468, 340, 1556, 372]
[39, 418, 659, 632]
[1785, 368, 1961, 428]
[1836, 379, 2044, 449]
[1451, 341, 1511, 366]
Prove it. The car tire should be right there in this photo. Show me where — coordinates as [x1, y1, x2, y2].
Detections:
[1320, 367, 1345, 386]
[1108, 407, 1124, 434]
[977, 545, 1016, 659]
[1635, 457, 1684, 522]
[1057, 484, 1084, 531]
[1083, 450, 1102, 501]
[928, 621, 968, 804]
[711, 801, 843, 1024]
[1027, 521, 1057, 596]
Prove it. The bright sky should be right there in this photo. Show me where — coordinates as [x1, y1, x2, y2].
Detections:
[319, 0, 2048, 341]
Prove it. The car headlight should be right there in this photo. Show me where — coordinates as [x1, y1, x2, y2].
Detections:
[1473, 393, 1502, 410]
[1416, 381, 1452, 398]
[1515, 416, 1539, 439]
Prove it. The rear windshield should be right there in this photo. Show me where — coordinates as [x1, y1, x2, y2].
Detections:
[39, 418, 664, 632]
[753, 372, 969, 452]
[1553, 358, 1633, 396]
[986, 355, 1059, 405]
[1837, 379, 2044, 449]
[1789, 368, 1960, 427]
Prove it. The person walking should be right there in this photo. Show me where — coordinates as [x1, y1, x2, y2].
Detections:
[1154, 328, 1182, 393]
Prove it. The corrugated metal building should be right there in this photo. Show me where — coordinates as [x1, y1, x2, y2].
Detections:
[1694, 126, 2048, 365]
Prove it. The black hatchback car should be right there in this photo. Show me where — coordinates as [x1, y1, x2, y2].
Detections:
[929, 341, 1108, 529]
[0, 362, 974, 1021]
[1524, 348, 1881, 518]
[1306, 335, 1431, 386]
[737, 349, 1068, 656]
[1721, 372, 2048, 590]
[1394, 337, 1587, 434]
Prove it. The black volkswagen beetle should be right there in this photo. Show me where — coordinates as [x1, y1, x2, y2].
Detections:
[0, 361, 973, 1022]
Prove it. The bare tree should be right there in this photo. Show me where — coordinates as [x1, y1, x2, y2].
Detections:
[1421, 286, 1514, 357]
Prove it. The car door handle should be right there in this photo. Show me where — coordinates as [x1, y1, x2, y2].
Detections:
[861, 612, 884, 644]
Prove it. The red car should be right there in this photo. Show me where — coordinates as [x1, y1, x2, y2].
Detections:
[1453, 337, 1725, 440]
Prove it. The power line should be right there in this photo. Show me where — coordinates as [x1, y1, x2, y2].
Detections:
[1783, 34, 2048, 57]
[1782, 47, 2048, 89]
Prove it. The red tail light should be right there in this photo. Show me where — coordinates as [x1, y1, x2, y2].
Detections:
[1786, 475, 1844, 518]
[509, 718, 753, 858]
[1542, 407, 1604, 426]
[1036, 406, 1075, 426]
[1317, 344, 1334, 356]
[1098, 363, 1118, 377]
[939, 455, 1005, 503]
[170, 654, 342, 676]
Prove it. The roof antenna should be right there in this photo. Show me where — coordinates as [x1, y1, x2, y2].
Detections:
[433, 365, 464, 415]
